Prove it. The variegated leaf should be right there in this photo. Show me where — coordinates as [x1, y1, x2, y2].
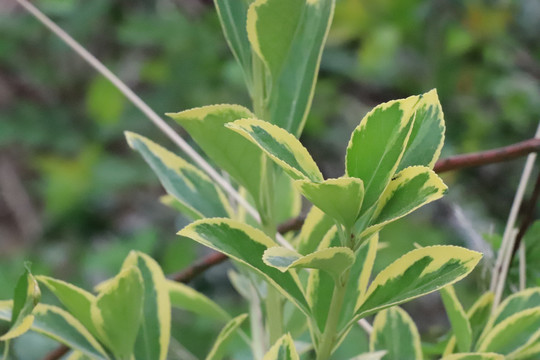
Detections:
[0, 301, 109, 359]
[397, 89, 445, 171]
[178, 218, 309, 315]
[476, 307, 540, 356]
[167, 280, 230, 321]
[294, 206, 334, 255]
[295, 177, 364, 229]
[441, 285, 472, 352]
[126, 132, 232, 219]
[370, 307, 422, 360]
[263, 333, 299, 360]
[361, 166, 447, 238]
[226, 118, 323, 182]
[263, 246, 354, 280]
[354, 246, 482, 319]
[206, 313, 248, 360]
[91, 266, 144, 360]
[246, 0, 335, 137]
[0, 264, 40, 341]
[346, 95, 419, 211]
[166, 105, 265, 205]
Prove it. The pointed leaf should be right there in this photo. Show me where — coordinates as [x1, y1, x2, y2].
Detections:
[178, 218, 309, 315]
[263, 333, 299, 360]
[227, 118, 323, 182]
[167, 280, 230, 321]
[91, 266, 144, 360]
[361, 166, 447, 238]
[36, 276, 98, 339]
[0, 301, 109, 359]
[214, 0, 252, 87]
[121, 252, 171, 360]
[440, 285, 472, 352]
[206, 313, 248, 360]
[295, 177, 364, 229]
[166, 105, 264, 204]
[441, 354, 504, 360]
[247, 0, 335, 136]
[476, 307, 540, 356]
[346, 95, 419, 211]
[126, 132, 232, 219]
[397, 89, 445, 171]
[370, 307, 423, 360]
[294, 206, 334, 255]
[355, 246, 482, 319]
[263, 246, 354, 280]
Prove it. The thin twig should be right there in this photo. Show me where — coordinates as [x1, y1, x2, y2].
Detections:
[13, 0, 296, 250]
[491, 122, 540, 309]
[42, 345, 69, 360]
[433, 138, 540, 173]
[510, 171, 540, 260]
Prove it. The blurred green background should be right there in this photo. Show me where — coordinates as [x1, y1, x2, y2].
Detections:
[1, 0, 539, 358]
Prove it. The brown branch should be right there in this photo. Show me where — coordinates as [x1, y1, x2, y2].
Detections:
[433, 138, 540, 173]
[511, 170, 540, 261]
[42, 345, 69, 360]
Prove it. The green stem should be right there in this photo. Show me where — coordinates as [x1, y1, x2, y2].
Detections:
[316, 276, 349, 360]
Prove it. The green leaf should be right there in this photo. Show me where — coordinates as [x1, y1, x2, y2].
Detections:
[370, 307, 423, 360]
[246, 0, 335, 136]
[476, 307, 540, 356]
[36, 276, 98, 339]
[214, 0, 253, 89]
[167, 280, 230, 321]
[440, 285, 472, 352]
[263, 333, 299, 360]
[397, 89, 445, 171]
[178, 218, 309, 315]
[440, 353, 504, 360]
[166, 105, 264, 206]
[295, 177, 364, 229]
[263, 246, 355, 281]
[126, 132, 232, 219]
[91, 266, 144, 360]
[294, 206, 334, 255]
[274, 172, 302, 225]
[0, 301, 109, 359]
[205, 313, 248, 360]
[346, 95, 419, 211]
[86, 76, 125, 125]
[354, 246, 482, 319]
[227, 118, 323, 182]
[361, 166, 447, 238]
[121, 252, 171, 360]
[0, 264, 40, 341]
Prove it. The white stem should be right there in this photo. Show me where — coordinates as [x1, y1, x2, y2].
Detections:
[15, 0, 294, 249]
[519, 241, 526, 291]
[357, 319, 373, 334]
[491, 121, 540, 308]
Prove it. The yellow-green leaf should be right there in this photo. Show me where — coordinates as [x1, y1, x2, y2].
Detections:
[178, 218, 309, 315]
[0, 264, 40, 341]
[294, 206, 334, 255]
[370, 307, 422, 360]
[0, 301, 109, 359]
[206, 313, 248, 360]
[91, 266, 144, 360]
[246, 0, 335, 136]
[361, 166, 447, 238]
[263, 246, 354, 281]
[263, 333, 299, 360]
[397, 89, 445, 171]
[346, 95, 419, 211]
[441, 285, 472, 352]
[476, 307, 540, 356]
[227, 118, 323, 182]
[166, 105, 265, 206]
[167, 280, 230, 321]
[355, 246, 482, 319]
[295, 177, 364, 229]
[126, 132, 232, 219]
[440, 353, 504, 360]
